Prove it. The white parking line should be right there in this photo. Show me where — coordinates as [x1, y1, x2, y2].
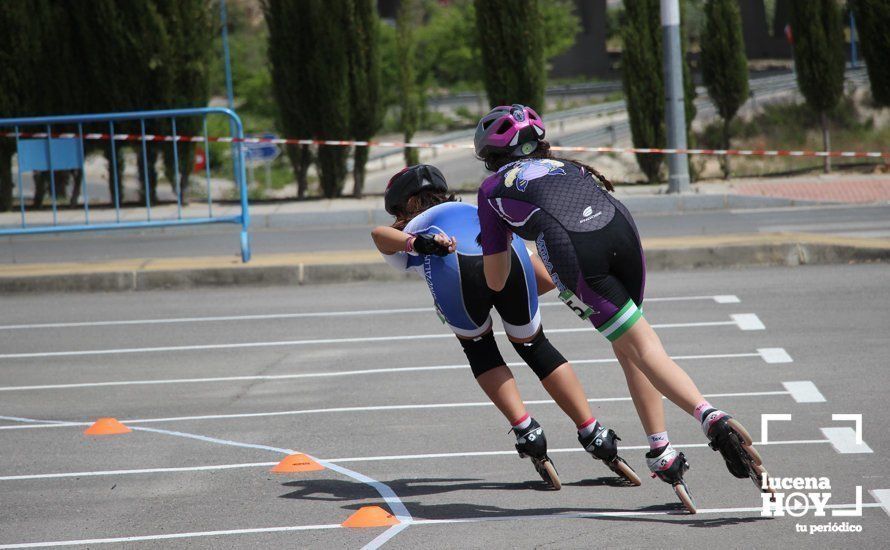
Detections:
[0, 437, 829, 482]
[0, 462, 279, 481]
[758, 348, 793, 363]
[0, 389, 791, 431]
[782, 381, 826, 403]
[732, 313, 766, 331]
[0, 523, 345, 549]
[0, 316, 754, 360]
[407, 502, 883, 526]
[869, 489, 890, 518]
[820, 427, 874, 454]
[0, 295, 740, 332]
[0, 350, 777, 392]
[1, 502, 881, 548]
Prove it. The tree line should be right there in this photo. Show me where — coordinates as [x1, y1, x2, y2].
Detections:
[0, 0, 212, 212]
[2, 0, 889, 211]
[623, 0, 889, 182]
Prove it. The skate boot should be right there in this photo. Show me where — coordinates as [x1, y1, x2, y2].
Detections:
[646, 444, 696, 513]
[701, 409, 775, 501]
[578, 422, 642, 486]
[514, 418, 561, 490]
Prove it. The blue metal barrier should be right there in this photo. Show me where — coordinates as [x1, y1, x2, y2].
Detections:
[0, 107, 251, 262]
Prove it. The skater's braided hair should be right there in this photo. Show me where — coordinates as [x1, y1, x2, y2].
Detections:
[480, 140, 615, 192]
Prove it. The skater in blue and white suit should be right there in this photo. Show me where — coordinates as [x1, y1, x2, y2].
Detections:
[371, 164, 641, 489]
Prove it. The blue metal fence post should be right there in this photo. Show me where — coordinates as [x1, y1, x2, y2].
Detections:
[77, 123, 89, 224]
[139, 119, 152, 221]
[171, 117, 182, 219]
[44, 124, 58, 225]
[203, 116, 213, 217]
[14, 125, 26, 227]
[227, 110, 251, 262]
[109, 121, 121, 222]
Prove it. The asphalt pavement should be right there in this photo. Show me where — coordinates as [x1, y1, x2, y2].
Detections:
[1, 264, 888, 548]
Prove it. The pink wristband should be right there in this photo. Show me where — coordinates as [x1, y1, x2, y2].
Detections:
[405, 234, 416, 254]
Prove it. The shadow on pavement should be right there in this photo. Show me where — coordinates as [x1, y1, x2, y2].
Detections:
[279, 477, 772, 527]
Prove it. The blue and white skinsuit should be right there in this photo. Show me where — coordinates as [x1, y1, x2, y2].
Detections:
[381, 201, 542, 340]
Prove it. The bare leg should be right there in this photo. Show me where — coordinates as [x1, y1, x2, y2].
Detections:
[475, 364, 527, 423]
[539, 363, 594, 426]
[614, 346, 666, 435]
[612, 317, 704, 416]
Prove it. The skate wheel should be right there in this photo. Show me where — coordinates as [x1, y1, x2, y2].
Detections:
[674, 482, 697, 514]
[541, 459, 561, 490]
[742, 443, 763, 466]
[613, 459, 642, 486]
[726, 418, 753, 446]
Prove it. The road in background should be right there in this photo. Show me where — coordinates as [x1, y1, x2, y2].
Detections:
[2, 202, 888, 265]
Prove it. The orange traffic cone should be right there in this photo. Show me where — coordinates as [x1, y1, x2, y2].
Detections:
[84, 418, 131, 436]
[270, 453, 324, 473]
[341, 506, 400, 528]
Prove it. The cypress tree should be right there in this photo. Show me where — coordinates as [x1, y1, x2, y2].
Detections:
[345, 0, 382, 197]
[266, 0, 351, 198]
[850, 0, 890, 107]
[620, 1, 698, 183]
[0, 1, 37, 211]
[701, 0, 748, 178]
[309, 0, 351, 197]
[621, 0, 665, 182]
[155, 0, 213, 203]
[789, 0, 845, 173]
[474, 0, 546, 111]
[68, 0, 172, 203]
[264, 0, 313, 198]
[12, 1, 86, 206]
[396, 0, 421, 165]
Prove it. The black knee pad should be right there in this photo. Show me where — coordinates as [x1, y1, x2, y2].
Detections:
[459, 331, 506, 378]
[511, 330, 567, 380]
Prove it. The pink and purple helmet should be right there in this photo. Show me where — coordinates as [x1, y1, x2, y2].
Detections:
[473, 104, 546, 159]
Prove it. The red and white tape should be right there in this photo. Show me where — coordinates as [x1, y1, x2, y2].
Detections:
[2, 130, 888, 159]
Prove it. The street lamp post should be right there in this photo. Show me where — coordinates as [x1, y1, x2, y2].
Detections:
[661, 0, 690, 194]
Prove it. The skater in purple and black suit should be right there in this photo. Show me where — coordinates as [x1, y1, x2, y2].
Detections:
[473, 104, 774, 513]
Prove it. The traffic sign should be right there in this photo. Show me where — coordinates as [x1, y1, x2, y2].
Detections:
[244, 133, 281, 164]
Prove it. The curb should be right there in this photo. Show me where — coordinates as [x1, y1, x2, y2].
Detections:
[1, 234, 887, 294]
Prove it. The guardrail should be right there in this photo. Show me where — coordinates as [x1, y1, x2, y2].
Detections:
[0, 107, 251, 262]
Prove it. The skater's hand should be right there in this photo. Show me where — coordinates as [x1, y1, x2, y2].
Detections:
[412, 232, 456, 256]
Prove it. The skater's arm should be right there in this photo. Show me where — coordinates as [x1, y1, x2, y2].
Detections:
[483, 251, 511, 292]
[371, 226, 456, 256]
[477, 187, 513, 292]
[530, 254, 556, 296]
[371, 226, 414, 255]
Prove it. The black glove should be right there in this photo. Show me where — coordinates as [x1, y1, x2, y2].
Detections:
[412, 233, 451, 256]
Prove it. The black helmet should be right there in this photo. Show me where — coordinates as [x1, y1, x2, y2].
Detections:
[384, 164, 448, 215]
